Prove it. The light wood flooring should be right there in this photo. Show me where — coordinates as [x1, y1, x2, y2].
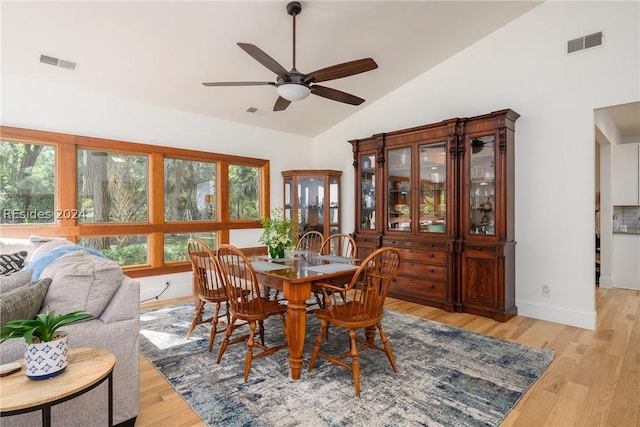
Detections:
[137, 287, 640, 427]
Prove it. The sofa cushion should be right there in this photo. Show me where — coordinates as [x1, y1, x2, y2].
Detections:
[0, 269, 33, 293]
[0, 251, 28, 276]
[40, 251, 123, 318]
[0, 278, 51, 327]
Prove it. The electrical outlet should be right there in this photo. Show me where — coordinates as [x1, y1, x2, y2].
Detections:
[165, 280, 171, 287]
[542, 284, 551, 297]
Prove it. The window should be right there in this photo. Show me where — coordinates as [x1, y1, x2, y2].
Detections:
[164, 232, 216, 263]
[229, 164, 259, 220]
[164, 158, 217, 222]
[78, 235, 148, 267]
[77, 149, 148, 223]
[0, 126, 270, 277]
[0, 140, 55, 224]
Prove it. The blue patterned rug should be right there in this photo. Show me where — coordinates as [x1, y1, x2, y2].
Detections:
[140, 304, 553, 426]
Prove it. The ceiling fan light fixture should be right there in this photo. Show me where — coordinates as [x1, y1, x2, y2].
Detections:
[277, 83, 311, 101]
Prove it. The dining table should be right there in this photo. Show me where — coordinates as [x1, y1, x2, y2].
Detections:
[249, 251, 359, 380]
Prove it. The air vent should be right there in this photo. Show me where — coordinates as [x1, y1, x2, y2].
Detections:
[39, 54, 77, 71]
[245, 106, 259, 113]
[567, 31, 603, 54]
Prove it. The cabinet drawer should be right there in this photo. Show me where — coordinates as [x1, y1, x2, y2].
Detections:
[396, 247, 447, 264]
[356, 234, 381, 245]
[462, 243, 497, 254]
[391, 276, 447, 299]
[383, 238, 448, 252]
[399, 260, 447, 281]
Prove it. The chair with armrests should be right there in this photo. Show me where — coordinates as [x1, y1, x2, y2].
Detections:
[186, 238, 229, 352]
[215, 244, 288, 383]
[296, 230, 324, 254]
[307, 247, 401, 396]
[312, 233, 357, 308]
[320, 233, 356, 258]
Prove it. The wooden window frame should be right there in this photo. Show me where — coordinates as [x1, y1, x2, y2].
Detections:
[0, 126, 270, 277]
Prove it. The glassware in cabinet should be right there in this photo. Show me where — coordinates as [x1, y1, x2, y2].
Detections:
[419, 142, 447, 233]
[468, 135, 496, 235]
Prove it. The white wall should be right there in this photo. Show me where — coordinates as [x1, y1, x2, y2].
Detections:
[313, 1, 640, 329]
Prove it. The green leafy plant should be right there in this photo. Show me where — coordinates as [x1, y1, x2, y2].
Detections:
[0, 310, 92, 344]
[258, 207, 295, 258]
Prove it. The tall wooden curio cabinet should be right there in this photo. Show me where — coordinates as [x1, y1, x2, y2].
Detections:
[350, 109, 519, 321]
[282, 170, 342, 240]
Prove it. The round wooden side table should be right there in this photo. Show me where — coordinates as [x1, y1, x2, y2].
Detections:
[0, 347, 116, 427]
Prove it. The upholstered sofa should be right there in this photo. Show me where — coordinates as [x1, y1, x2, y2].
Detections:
[0, 237, 140, 427]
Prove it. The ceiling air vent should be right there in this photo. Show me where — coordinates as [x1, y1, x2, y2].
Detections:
[567, 31, 603, 54]
[39, 54, 77, 71]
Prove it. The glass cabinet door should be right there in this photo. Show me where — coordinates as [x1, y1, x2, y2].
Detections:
[329, 175, 340, 235]
[282, 170, 341, 240]
[419, 142, 447, 233]
[284, 176, 293, 224]
[469, 135, 495, 235]
[297, 177, 323, 237]
[360, 154, 376, 230]
[387, 147, 412, 232]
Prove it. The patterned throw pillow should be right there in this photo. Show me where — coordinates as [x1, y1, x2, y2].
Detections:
[0, 278, 51, 327]
[0, 251, 28, 276]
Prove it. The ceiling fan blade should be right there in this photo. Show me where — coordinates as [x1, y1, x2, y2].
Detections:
[305, 58, 378, 84]
[311, 85, 365, 106]
[273, 96, 291, 112]
[237, 43, 289, 77]
[202, 81, 275, 87]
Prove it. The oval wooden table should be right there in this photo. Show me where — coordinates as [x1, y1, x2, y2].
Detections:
[0, 347, 115, 427]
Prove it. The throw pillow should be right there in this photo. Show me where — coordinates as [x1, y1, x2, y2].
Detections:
[0, 278, 51, 328]
[40, 251, 123, 318]
[0, 269, 34, 293]
[0, 251, 28, 276]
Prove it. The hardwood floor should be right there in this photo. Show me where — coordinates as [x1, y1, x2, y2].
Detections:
[137, 287, 640, 427]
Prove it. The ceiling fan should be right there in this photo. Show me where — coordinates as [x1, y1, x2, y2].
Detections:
[202, 1, 378, 112]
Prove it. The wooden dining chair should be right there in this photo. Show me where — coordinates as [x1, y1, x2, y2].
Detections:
[307, 247, 401, 396]
[215, 244, 288, 383]
[186, 239, 229, 352]
[296, 230, 324, 253]
[320, 233, 356, 258]
[311, 233, 358, 309]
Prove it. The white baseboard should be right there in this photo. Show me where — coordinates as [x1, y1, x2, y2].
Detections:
[599, 275, 613, 288]
[516, 298, 596, 330]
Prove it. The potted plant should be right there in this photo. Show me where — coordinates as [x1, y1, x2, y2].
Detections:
[0, 310, 91, 379]
[258, 207, 295, 259]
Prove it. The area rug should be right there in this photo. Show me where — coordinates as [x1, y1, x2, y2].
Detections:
[140, 304, 554, 427]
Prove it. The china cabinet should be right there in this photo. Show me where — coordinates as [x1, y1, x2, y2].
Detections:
[282, 170, 342, 240]
[350, 109, 519, 321]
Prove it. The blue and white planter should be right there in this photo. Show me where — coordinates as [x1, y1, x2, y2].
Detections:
[23, 333, 69, 380]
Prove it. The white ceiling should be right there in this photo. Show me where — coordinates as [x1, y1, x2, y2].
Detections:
[2, 0, 547, 137]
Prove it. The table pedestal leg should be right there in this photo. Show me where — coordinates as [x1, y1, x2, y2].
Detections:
[283, 280, 311, 380]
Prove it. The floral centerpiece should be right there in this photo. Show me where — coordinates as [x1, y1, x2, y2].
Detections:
[259, 207, 295, 259]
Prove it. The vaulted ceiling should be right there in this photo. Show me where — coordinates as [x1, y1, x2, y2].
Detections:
[2, 1, 551, 137]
